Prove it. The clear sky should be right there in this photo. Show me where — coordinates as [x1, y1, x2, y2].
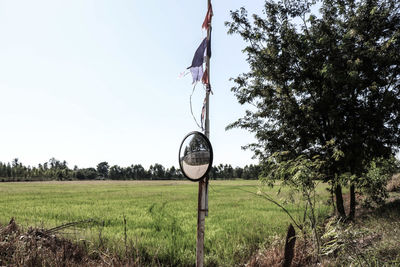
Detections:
[0, 0, 267, 169]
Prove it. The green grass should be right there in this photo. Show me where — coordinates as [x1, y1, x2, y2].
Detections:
[0, 180, 330, 266]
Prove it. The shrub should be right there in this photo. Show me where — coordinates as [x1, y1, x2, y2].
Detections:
[359, 157, 399, 207]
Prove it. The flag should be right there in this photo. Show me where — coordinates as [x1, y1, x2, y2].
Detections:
[187, 38, 207, 84]
[202, 3, 213, 30]
[189, 38, 207, 68]
[207, 29, 212, 58]
[190, 66, 203, 84]
[202, 68, 209, 85]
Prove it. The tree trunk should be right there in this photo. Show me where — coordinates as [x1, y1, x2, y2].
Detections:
[335, 184, 346, 219]
[348, 184, 356, 220]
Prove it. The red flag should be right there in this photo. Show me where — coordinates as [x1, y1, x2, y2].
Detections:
[202, 68, 209, 85]
[202, 3, 213, 30]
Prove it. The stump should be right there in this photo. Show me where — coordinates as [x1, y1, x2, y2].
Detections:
[282, 224, 296, 267]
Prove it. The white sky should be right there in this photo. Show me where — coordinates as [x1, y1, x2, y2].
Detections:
[0, 0, 267, 169]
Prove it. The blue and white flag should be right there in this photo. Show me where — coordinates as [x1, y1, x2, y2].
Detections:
[187, 38, 209, 84]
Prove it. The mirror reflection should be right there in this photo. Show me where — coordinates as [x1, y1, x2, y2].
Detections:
[179, 132, 213, 181]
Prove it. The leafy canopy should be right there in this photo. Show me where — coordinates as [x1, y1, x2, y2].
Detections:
[226, 0, 400, 177]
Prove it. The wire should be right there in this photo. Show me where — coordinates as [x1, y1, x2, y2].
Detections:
[190, 83, 203, 130]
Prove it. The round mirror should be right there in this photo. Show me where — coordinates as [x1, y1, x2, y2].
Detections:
[179, 131, 213, 182]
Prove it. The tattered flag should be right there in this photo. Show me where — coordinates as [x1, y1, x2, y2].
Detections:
[202, 68, 209, 85]
[189, 38, 207, 68]
[190, 67, 203, 84]
[207, 29, 212, 58]
[187, 38, 208, 84]
[184, 0, 213, 131]
[202, 3, 213, 30]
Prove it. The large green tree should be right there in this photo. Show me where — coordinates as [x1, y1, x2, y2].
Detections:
[226, 0, 400, 219]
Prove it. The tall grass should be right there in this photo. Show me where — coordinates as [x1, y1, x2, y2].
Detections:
[0, 180, 330, 266]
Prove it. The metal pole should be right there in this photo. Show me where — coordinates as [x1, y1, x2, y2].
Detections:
[197, 1, 211, 266]
[204, 0, 211, 219]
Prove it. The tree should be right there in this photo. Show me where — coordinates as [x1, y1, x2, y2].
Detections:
[166, 166, 177, 179]
[109, 165, 123, 180]
[262, 154, 325, 258]
[76, 168, 98, 180]
[226, 0, 400, 219]
[242, 165, 261, 180]
[6, 163, 12, 178]
[233, 166, 244, 178]
[132, 164, 146, 179]
[96, 161, 109, 178]
[149, 163, 166, 180]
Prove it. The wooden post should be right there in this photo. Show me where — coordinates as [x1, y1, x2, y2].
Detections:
[197, 179, 207, 267]
[197, 1, 211, 266]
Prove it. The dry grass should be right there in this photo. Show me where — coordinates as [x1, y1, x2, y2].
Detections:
[0, 218, 144, 267]
[246, 235, 316, 267]
[320, 195, 400, 266]
[247, 190, 400, 267]
[387, 173, 400, 192]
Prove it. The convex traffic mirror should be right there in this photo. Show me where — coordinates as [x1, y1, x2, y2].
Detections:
[179, 131, 213, 182]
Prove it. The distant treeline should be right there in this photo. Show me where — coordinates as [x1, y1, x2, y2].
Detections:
[0, 158, 261, 181]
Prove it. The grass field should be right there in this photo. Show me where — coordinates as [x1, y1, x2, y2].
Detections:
[0, 180, 331, 266]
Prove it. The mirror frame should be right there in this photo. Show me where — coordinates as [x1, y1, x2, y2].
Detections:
[178, 131, 213, 182]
